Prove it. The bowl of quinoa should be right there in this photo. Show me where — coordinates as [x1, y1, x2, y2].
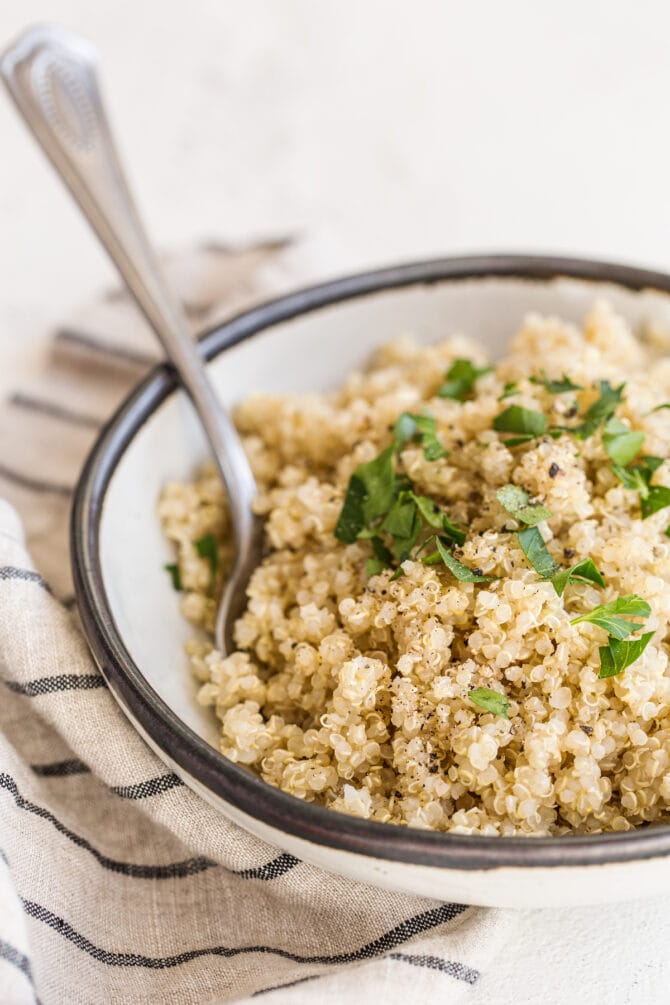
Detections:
[160, 298, 670, 838]
[73, 256, 670, 905]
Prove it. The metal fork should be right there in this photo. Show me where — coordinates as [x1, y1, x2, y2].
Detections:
[0, 24, 263, 654]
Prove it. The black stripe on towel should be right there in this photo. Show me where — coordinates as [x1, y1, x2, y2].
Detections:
[13, 765, 298, 882]
[22, 899, 466, 970]
[235, 853, 299, 881]
[10, 392, 101, 430]
[0, 939, 40, 1003]
[30, 760, 91, 778]
[0, 463, 72, 497]
[0, 774, 215, 879]
[3, 674, 105, 696]
[0, 566, 51, 593]
[111, 773, 185, 800]
[389, 952, 480, 984]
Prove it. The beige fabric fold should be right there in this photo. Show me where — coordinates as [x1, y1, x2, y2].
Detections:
[0, 241, 509, 1004]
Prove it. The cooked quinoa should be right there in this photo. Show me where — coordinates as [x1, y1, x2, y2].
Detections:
[159, 301, 670, 836]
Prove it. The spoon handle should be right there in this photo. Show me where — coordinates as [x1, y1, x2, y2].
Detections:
[0, 24, 258, 543]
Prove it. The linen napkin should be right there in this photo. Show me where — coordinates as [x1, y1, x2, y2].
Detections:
[0, 240, 509, 1005]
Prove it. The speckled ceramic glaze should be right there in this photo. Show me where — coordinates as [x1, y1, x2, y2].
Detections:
[72, 255, 670, 907]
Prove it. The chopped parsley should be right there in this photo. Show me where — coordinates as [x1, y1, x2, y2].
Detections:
[598, 632, 654, 679]
[499, 381, 520, 400]
[570, 594, 651, 640]
[440, 515, 468, 547]
[496, 484, 552, 526]
[530, 371, 583, 394]
[194, 533, 219, 583]
[568, 591, 652, 678]
[602, 418, 644, 467]
[424, 536, 495, 582]
[550, 557, 605, 597]
[612, 455, 670, 518]
[493, 405, 547, 438]
[468, 687, 510, 718]
[335, 447, 396, 543]
[330, 364, 658, 689]
[651, 403, 670, 413]
[412, 493, 467, 544]
[366, 535, 393, 578]
[411, 492, 444, 528]
[518, 526, 560, 578]
[335, 438, 466, 577]
[164, 563, 182, 592]
[439, 359, 493, 401]
[394, 411, 446, 461]
[569, 380, 625, 439]
[612, 455, 660, 492]
[380, 490, 423, 561]
[641, 486, 670, 519]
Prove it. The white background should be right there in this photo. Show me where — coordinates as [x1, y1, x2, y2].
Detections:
[1, 3, 670, 1002]
[2, 1, 670, 391]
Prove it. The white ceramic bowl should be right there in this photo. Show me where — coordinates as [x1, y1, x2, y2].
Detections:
[72, 255, 670, 908]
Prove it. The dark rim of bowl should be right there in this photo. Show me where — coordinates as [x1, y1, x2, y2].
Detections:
[72, 253, 670, 871]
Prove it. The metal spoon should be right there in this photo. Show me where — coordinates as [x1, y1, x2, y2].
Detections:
[0, 24, 262, 654]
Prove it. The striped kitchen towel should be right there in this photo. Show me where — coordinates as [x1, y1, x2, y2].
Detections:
[0, 240, 510, 1005]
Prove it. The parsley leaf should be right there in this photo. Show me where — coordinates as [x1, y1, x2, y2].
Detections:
[502, 434, 536, 447]
[164, 563, 182, 592]
[602, 418, 644, 467]
[550, 557, 606, 597]
[428, 536, 495, 582]
[393, 413, 416, 448]
[409, 493, 464, 545]
[411, 493, 444, 528]
[570, 594, 651, 639]
[334, 473, 367, 543]
[645, 456, 665, 472]
[642, 485, 670, 519]
[439, 359, 493, 400]
[598, 631, 654, 679]
[502, 429, 563, 446]
[366, 535, 393, 577]
[612, 463, 651, 495]
[530, 371, 583, 393]
[493, 405, 547, 437]
[612, 455, 670, 518]
[441, 515, 468, 547]
[335, 446, 396, 543]
[194, 533, 219, 583]
[571, 380, 625, 439]
[517, 526, 560, 578]
[651, 403, 670, 413]
[381, 491, 418, 538]
[496, 484, 553, 526]
[381, 490, 423, 561]
[499, 381, 519, 400]
[468, 687, 510, 718]
[394, 412, 446, 461]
